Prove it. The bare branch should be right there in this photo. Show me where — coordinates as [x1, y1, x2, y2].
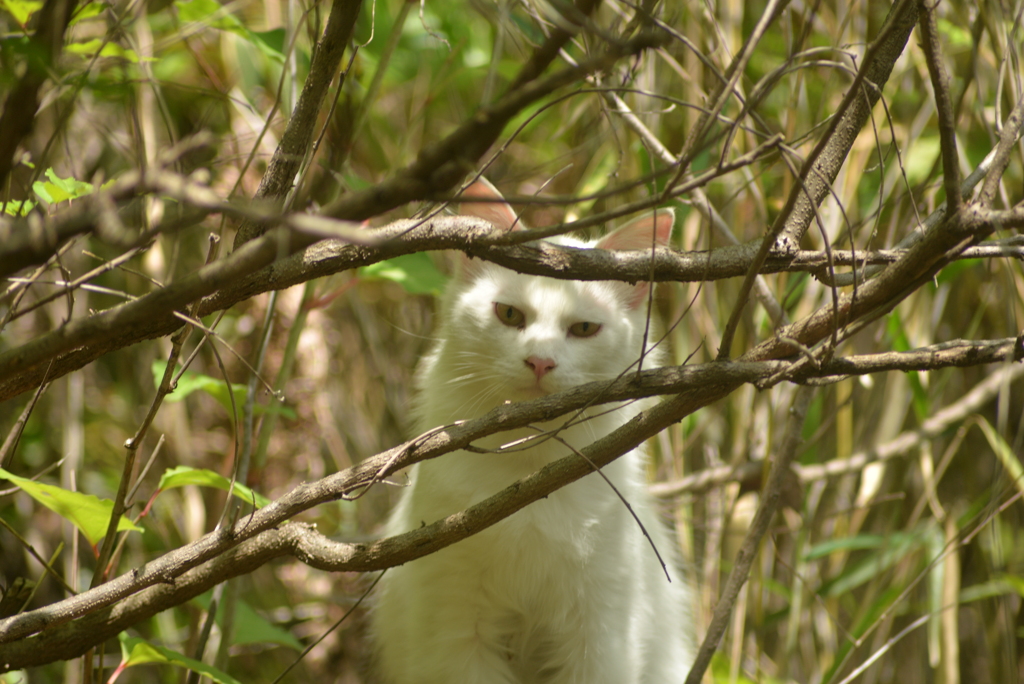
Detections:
[232, 0, 364, 247]
[773, 0, 919, 248]
[651, 361, 1024, 497]
[917, 0, 962, 215]
[685, 386, 814, 684]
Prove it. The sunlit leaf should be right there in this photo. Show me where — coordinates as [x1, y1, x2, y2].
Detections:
[33, 168, 95, 205]
[0, 468, 143, 546]
[157, 466, 271, 508]
[70, 1, 106, 25]
[116, 633, 242, 684]
[2, 199, 34, 216]
[960, 575, 1024, 603]
[64, 38, 145, 62]
[904, 136, 941, 186]
[175, 0, 243, 31]
[360, 252, 447, 295]
[0, 0, 42, 27]
[151, 361, 295, 419]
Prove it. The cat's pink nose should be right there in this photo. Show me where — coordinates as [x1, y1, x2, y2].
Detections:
[525, 356, 556, 380]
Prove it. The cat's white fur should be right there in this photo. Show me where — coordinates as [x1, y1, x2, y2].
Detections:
[373, 180, 694, 683]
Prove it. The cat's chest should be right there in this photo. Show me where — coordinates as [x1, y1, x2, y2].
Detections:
[404, 444, 638, 545]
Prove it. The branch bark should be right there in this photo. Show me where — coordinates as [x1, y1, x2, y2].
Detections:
[231, 0, 363, 247]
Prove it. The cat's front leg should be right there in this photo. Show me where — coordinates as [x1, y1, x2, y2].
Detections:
[374, 553, 523, 684]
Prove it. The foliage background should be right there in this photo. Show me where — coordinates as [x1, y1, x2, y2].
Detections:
[0, 0, 1023, 682]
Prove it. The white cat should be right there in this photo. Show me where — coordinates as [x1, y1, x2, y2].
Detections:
[372, 179, 694, 684]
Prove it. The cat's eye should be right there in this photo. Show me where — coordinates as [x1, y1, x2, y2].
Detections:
[568, 321, 602, 338]
[494, 302, 525, 328]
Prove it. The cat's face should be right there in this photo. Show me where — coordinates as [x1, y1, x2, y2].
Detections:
[422, 178, 674, 416]
[442, 262, 650, 403]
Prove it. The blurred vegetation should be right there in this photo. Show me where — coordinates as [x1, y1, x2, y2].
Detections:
[1, 0, 1023, 682]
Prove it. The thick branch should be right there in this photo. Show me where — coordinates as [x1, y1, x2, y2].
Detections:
[651, 360, 1024, 497]
[232, 0, 363, 247]
[3, 200, 1021, 403]
[774, 0, 919, 248]
[917, 0, 961, 215]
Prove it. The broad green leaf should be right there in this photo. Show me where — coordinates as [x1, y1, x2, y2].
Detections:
[360, 252, 447, 295]
[64, 38, 145, 63]
[0, 468, 143, 545]
[2, 199, 34, 216]
[248, 27, 285, 63]
[33, 168, 95, 205]
[0, 0, 42, 26]
[194, 591, 302, 650]
[151, 361, 295, 419]
[573, 149, 617, 216]
[152, 360, 243, 406]
[174, 0, 283, 62]
[157, 466, 271, 508]
[70, 1, 106, 25]
[117, 633, 242, 684]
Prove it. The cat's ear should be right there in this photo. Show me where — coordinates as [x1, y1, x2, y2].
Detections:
[454, 178, 522, 282]
[596, 207, 674, 251]
[596, 207, 675, 309]
[459, 178, 523, 231]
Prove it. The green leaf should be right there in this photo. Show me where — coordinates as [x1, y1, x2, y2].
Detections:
[818, 532, 921, 597]
[174, 0, 283, 62]
[904, 136, 941, 186]
[69, 1, 106, 25]
[975, 416, 1024, 498]
[886, 312, 929, 420]
[247, 27, 285, 63]
[117, 633, 243, 684]
[0, 468, 143, 546]
[194, 592, 302, 650]
[64, 38, 145, 62]
[804, 534, 887, 560]
[822, 586, 902, 683]
[0, 0, 43, 27]
[152, 359, 243, 406]
[157, 466, 271, 508]
[360, 252, 448, 295]
[937, 18, 972, 49]
[959, 575, 1024, 603]
[175, 0, 243, 31]
[32, 168, 95, 205]
[151, 361, 295, 419]
[3, 199, 35, 216]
